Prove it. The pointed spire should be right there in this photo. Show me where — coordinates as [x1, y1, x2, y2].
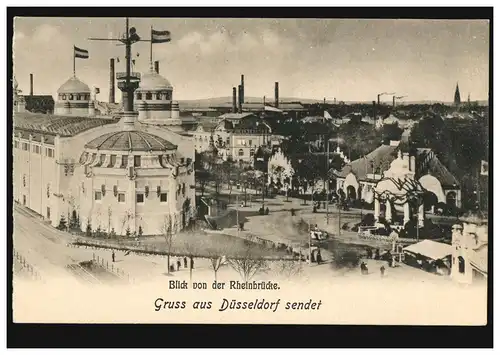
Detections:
[454, 82, 461, 106]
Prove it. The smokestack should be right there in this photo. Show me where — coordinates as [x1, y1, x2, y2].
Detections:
[109, 58, 115, 104]
[393, 96, 396, 108]
[154, 61, 159, 74]
[232, 87, 237, 113]
[377, 94, 381, 106]
[275, 82, 279, 108]
[29, 74, 33, 96]
[263, 96, 266, 107]
[240, 75, 244, 104]
[372, 101, 376, 120]
[238, 85, 242, 113]
[324, 97, 326, 105]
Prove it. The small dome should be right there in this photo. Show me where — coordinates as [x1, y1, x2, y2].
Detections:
[58, 76, 91, 94]
[138, 70, 172, 91]
[85, 130, 177, 152]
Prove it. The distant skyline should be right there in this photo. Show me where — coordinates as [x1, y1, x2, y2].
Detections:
[13, 17, 490, 102]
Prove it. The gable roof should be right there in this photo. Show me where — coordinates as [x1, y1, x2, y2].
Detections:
[338, 144, 398, 180]
[403, 240, 452, 260]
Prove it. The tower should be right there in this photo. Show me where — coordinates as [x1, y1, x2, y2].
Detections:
[454, 83, 461, 107]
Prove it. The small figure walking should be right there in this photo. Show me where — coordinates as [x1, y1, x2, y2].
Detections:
[190, 256, 194, 270]
[111, 250, 115, 263]
[380, 265, 386, 277]
[183, 256, 188, 269]
[177, 259, 181, 271]
[317, 249, 322, 264]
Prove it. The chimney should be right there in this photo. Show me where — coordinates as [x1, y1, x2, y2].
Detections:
[275, 82, 279, 108]
[154, 61, 159, 74]
[29, 74, 33, 96]
[323, 97, 326, 105]
[240, 75, 244, 104]
[109, 58, 115, 104]
[238, 85, 243, 113]
[372, 101, 376, 120]
[393, 96, 396, 108]
[232, 87, 237, 113]
[377, 94, 381, 106]
[263, 96, 266, 107]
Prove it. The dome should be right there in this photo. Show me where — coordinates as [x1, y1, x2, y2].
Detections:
[138, 70, 172, 91]
[57, 76, 91, 94]
[85, 130, 177, 152]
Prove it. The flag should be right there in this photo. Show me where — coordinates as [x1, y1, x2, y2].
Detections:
[480, 160, 488, 176]
[74, 46, 89, 59]
[151, 29, 171, 43]
[324, 110, 333, 120]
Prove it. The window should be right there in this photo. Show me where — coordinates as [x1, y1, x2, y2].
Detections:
[182, 183, 186, 195]
[14, 141, 19, 149]
[76, 94, 81, 100]
[137, 93, 142, 100]
[34, 145, 41, 154]
[109, 155, 117, 167]
[250, 149, 255, 157]
[226, 137, 230, 146]
[22, 143, 28, 151]
[69, 94, 74, 100]
[134, 155, 141, 167]
[100, 154, 106, 166]
[249, 140, 253, 146]
[45, 148, 54, 158]
[136, 193, 145, 203]
[238, 149, 244, 156]
[156, 93, 162, 100]
[121, 155, 128, 168]
[86, 94, 90, 100]
[94, 191, 102, 201]
[458, 256, 465, 274]
[146, 92, 152, 100]
[160, 193, 168, 202]
[62, 94, 66, 100]
[118, 193, 125, 203]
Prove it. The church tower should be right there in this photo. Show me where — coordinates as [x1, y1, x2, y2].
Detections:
[454, 83, 461, 107]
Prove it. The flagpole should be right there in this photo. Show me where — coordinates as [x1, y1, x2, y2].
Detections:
[150, 25, 153, 70]
[73, 47, 76, 76]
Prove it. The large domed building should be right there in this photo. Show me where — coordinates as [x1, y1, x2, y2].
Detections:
[135, 69, 181, 125]
[13, 67, 196, 236]
[54, 76, 95, 116]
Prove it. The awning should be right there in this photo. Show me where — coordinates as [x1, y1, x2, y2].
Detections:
[403, 240, 452, 260]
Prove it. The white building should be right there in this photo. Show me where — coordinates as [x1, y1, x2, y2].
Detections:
[14, 74, 196, 237]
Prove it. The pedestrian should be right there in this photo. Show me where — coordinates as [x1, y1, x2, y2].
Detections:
[190, 256, 194, 269]
[380, 265, 386, 277]
[317, 250, 322, 264]
[177, 259, 181, 271]
[183, 256, 188, 269]
[112, 250, 115, 263]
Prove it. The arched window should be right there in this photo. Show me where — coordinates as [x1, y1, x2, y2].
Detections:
[238, 149, 244, 156]
[156, 93, 162, 100]
[146, 92, 152, 100]
[76, 94, 81, 100]
[62, 94, 67, 100]
[69, 94, 74, 100]
[458, 256, 465, 274]
[137, 93, 142, 100]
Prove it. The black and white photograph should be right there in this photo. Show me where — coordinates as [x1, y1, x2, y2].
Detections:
[6, 7, 493, 348]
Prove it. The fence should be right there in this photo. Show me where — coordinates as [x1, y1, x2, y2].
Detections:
[13, 249, 42, 282]
[91, 252, 135, 284]
[357, 231, 416, 244]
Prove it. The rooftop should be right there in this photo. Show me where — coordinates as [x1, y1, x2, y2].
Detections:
[85, 131, 177, 152]
[57, 76, 91, 94]
[403, 240, 452, 260]
[13, 111, 118, 137]
[138, 70, 172, 91]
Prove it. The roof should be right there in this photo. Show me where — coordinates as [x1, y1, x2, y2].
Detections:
[417, 149, 460, 187]
[403, 240, 452, 260]
[338, 144, 398, 179]
[219, 112, 256, 120]
[264, 105, 283, 113]
[58, 76, 91, 94]
[13, 111, 118, 137]
[212, 102, 305, 111]
[85, 131, 177, 152]
[138, 70, 172, 90]
[193, 120, 219, 132]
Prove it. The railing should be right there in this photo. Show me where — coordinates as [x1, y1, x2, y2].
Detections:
[13, 249, 42, 282]
[357, 231, 416, 244]
[91, 252, 134, 284]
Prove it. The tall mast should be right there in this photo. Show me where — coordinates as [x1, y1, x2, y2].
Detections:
[125, 17, 133, 112]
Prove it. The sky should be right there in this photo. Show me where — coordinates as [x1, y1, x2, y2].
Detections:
[12, 17, 490, 102]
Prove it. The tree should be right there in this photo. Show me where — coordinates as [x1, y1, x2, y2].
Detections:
[107, 206, 113, 234]
[161, 214, 177, 275]
[207, 247, 227, 281]
[271, 258, 303, 279]
[239, 169, 256, 207]
[227, 240, 268, 282]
